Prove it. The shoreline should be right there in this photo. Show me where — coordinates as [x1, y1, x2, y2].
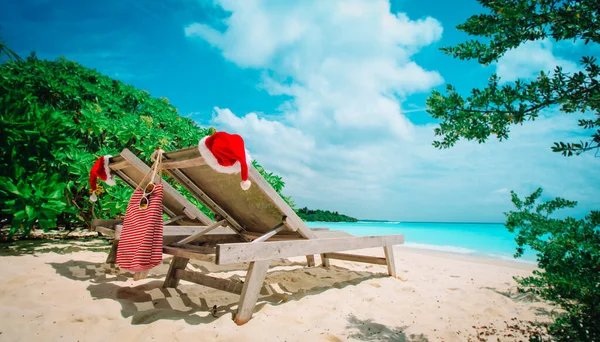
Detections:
[398, 245, 538, 271]
[306, 222, 538, 269]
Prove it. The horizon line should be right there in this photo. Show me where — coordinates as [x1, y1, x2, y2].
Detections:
[355, 220, 505, 225]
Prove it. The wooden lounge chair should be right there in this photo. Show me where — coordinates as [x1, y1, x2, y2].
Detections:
[150, 146, 405, 325]
[90, 149, 230, 265]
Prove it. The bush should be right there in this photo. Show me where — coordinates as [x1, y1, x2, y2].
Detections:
[506, 189, 600, 341]
[0, 51, 292, 239]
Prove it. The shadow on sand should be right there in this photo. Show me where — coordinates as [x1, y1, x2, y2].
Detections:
[0, 236, 111, 257]
[345, 314, 430, 342]
[48, 255, 389, 325]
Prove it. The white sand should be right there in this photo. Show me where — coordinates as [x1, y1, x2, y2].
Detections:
[0, 239, 553, 342]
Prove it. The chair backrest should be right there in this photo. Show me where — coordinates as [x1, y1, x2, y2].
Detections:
[158, 146, 317, 240]
[109, 149, 213, 226]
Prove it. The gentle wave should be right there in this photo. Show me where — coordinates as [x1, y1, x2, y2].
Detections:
[403, 243, 476, 254]
[402, 244, 537, 265]
[486, 253, 537, 265]
[355, 221, 402, 225]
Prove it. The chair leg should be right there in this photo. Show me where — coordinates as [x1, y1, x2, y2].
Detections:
[163, 256, 189, 288]
[305, 255, 316, 267]
[384, 245, 397, 277]
[106, 240, 119, 264]
[320, 253, 330, 267]
[234, 260, 270, 325]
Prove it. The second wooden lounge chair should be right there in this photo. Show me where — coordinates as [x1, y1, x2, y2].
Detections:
[153, 146, 405, 325]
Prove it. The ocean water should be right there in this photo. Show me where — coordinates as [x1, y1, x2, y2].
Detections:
[305, 221, 537, 264]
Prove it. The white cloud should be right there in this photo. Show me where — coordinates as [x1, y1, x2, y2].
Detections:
[188, 0, 599, 221]
[496, 39, 580, 83]
[210, 107, 599, 222]
[186, 0, 444, 141]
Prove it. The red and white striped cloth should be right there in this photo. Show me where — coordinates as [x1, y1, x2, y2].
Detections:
[116, 185, 164, 272]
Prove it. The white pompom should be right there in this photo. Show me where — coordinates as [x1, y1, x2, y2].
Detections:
[90, 193, 98, 202]
[241, 180, 251, 191]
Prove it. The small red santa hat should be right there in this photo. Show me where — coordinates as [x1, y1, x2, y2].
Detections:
[198, 131, 253, 190]
[89, 155, 116, 201]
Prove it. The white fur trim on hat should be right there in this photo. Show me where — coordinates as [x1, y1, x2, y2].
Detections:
[241, 180, 251, 191]
[103, 154, 116, 186]
[198, 136, 253, 174]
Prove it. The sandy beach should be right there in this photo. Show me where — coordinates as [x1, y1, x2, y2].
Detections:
[0, 237, 553, 342]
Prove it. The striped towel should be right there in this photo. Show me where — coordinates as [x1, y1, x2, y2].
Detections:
[116, 185, 164, 272]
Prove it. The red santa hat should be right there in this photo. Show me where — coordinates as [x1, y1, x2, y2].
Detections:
[89, 155, 116, 201]
[198, 131, 253, 190]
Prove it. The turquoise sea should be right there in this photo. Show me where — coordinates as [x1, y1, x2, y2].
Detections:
[305, 221, 537, 264]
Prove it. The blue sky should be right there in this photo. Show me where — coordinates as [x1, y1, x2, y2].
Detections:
[2, 0, 599, 222]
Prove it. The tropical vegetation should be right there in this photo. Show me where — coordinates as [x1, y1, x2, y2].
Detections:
[295, 207, 358, 222]
[0, 46, 294, 240]
[426, 0, 599, 340]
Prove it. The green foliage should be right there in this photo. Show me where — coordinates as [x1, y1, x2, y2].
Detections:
[506, 189, 599, 341]
[425, 1, 600, 340]
[426, 0, 600, 157]
[0, 50, 294, 238]
[295, 207, 358, 222]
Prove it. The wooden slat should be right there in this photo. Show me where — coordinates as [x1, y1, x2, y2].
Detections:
[163, 226, 232, 236]
[169, 243, 217, 253]
[164, 214, 186, 225]
[102, 224, 236, 242]
[175, 270, 244, 295]
[108, 160, 130, 171]
[177, 219, 227, 244]
[321, 252, 387, 265]
[91, 219, 122, 230]
[242, 232, 305, 241]
[95, 226, 116, 238]
[216, 235, 405, 265]
[116, 224, 232, 240]
[250, 222, 285, 243]
[163, 246, 216, 260]
[161, 157, 206, 170]
[168, 234, 242, 245]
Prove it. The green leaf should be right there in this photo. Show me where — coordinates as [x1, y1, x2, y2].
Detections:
[47, 188, 64, 199]
[0, 177, 20, 196]
[13, 209, 27, 221]
[8, 218, 21, 238]
[25, 205, 35, 219]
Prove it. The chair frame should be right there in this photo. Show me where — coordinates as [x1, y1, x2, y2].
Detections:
[96, 147, 404, 325]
